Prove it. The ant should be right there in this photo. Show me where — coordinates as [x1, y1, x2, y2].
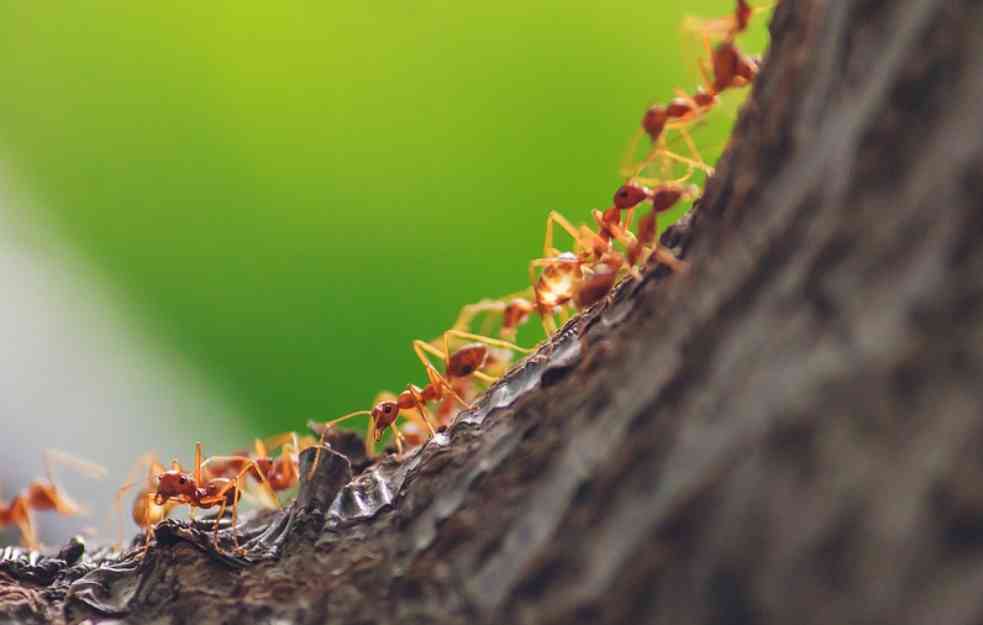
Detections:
[431, 296, 536, 423]
[116, 435, 306, 550]
[610, 179, 701, 266]
[530, 195, 690, 334]
[1, 449, 106, 550]
[413, 329, 534, 393]
[152, 442, 270, 551]
[412, 328, 534, 424]
[310, 330, 534, 474]
[633, 0, 765, 173]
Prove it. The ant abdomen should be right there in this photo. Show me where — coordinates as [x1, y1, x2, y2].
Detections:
[447, 344, 488, 378]
[576, 270, 618, 309]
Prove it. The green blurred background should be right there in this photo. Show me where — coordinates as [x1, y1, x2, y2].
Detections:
[0, 1, 768, 441]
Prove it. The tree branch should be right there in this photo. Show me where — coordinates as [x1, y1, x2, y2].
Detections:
[3, 0, 982, 623]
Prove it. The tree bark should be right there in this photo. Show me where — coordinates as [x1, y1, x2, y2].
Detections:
[3, 0, 983, 623]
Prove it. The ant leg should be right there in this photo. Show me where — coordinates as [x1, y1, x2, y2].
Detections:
[309, 410, 373, 478]
[41, 449, 104, 516]
[405, 384, 438, 436]
[212, 499, 228, 546]
[12, 503, 38, 550]
[366, 415, 377, 458]
[413, 339, 450, 380]
[203, 455, 281, 510]
[43, 449, 107, 481]
[389, 423, 405, 455]
[113, 452, 156, 550]
[254, 438, 269, 458]
[619, 127, 646, 179]
[194, 442, 203, 486]
[544, 210, 583, 258]
[444, 330, 535, 355]
[227, 467, 255, 552]
[412, 339, 470, 410]
[540, 311, 558, 336]
[446, 299, 506, 336]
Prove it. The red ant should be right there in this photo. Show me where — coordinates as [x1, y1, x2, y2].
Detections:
[426, 296, 536, 423]
[1, 449, 106, 549]
[609, 179, 701, 266]
[310, 329, 533, 474]
[412, 328, 534, 425]
[634, 0, 765, 173]
[116, 435, 309, 550]
[151, 442, 268, 551]
[530, 195, 691, 334]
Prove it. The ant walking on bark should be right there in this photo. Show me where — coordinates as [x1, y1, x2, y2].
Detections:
[150, 442, 271, 552]
[309, 330, 533, 474]
[116, 434, 309, 550]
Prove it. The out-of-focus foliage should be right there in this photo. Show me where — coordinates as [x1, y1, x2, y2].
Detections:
[0, 1, 769, 439]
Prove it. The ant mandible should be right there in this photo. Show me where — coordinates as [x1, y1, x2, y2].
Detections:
[1, 449, 106, 550]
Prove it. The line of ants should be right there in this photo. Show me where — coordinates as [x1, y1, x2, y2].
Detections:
[1, 1, 769, 555]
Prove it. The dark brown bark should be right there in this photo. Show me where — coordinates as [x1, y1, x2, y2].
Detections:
[3, 0, 983, 623]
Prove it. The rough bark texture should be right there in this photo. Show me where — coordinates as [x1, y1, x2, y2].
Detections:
[3, 0, 983, 623]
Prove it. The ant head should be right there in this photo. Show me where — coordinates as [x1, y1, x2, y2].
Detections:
[642, 105, 668, 141]
[613, 183, 650, 210]
[371, 400, 401, 430]
[155, 470, 196, 505]
[448, 344, 488, 378]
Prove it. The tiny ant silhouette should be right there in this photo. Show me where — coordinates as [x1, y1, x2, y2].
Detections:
[0, 449, 106, 549]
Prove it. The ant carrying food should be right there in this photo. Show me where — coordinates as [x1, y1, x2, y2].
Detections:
[1, 449, 106, 549]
